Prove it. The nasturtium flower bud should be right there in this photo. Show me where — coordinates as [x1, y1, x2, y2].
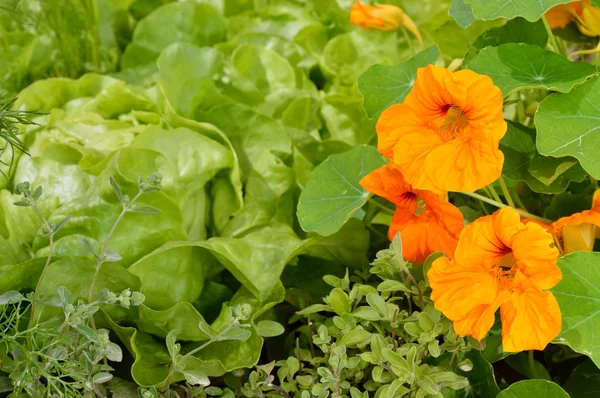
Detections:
[350, 0, 423, 48]
[545, 0, 600, 56]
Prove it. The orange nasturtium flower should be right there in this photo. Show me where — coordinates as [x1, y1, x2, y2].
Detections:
[360, 164, 464, 264]
[428, 207, 562, 352]
[350, 0, 423, 48]
[546, 0, 600, 56]
[551, 189, 600, 253]
[377, 65, 506, 194]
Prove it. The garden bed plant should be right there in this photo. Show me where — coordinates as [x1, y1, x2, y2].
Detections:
[1, 0, 600, 397]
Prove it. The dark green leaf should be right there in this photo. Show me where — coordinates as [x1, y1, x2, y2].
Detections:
[536, 76, 600, 179]
[496, 380, 569, 398]
[469, 43, 597, 97]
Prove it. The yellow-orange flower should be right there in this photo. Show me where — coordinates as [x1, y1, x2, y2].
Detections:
[350, 1, 423, 48]
[377, 65, 506, 193]
[551, 189, 600, 253]
[428, 207, 561, 352]
[546, 1, 600, 56]
[360, 164, 464, 264]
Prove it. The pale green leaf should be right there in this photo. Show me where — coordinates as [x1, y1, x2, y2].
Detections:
[450, 0, 475, 28]
[468, 0, 574, 22]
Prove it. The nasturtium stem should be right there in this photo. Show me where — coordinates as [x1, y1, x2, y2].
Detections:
[486, 185, 504, 205]
[369, 197, 395, 215]
[542, 15, 561, 54]
[498, 176, 516, 208]
[459, 191, 552, 224]
[512, 191, 528, 212]
[400, 26, 415, 57]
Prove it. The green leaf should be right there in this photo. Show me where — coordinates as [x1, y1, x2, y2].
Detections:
[297, 145, 385, 236]
[468, 0, 574, 22]
[450, 0, 475, 28]
[121, 2, 226, 69]
[505, 353, 551, 380]
[464, 18, 548, 65]
[454, 351, 500, 398]
[562, 359, 600, 398]
[472, 18, 548, 49]
[338, 329, 372, 348]
[255, 320, 285, 338]
[536, 76, 600, 179]
[198, 226, 306, 300]
[496, 380, 569, 398]
[128, 242, 213, 310]
[33, 257, 141, 323]
[553, 252, 600, 367]
[183, 370, 210, 386]
[468, 43, 597, 97]
[357, 45, 440, 119]
[501, 122, 586, 193]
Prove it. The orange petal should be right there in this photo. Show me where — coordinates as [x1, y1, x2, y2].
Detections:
[428, 257, 498, 321]
[500, 281, 562, 352]
[454, 69, 506, 142]
[545, 4, 576, 29]
[359, 165, 417, 210]
[404, 65, 468, 124]
[512, 223, 561, 290]
[454, 207, 521, 269]
[388, 194, 463, 263]
[453, 290, 510, 340]
[553, 209, 600, 232]
[376, 104, 429, 160]
[392, 129, 445, 193]
[424, 134, 504, 192]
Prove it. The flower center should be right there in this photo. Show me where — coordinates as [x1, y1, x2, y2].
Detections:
[439, 105, 468, 141]
[493, 252, 516, 288]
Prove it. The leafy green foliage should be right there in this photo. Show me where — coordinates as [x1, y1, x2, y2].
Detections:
[2, 0, 600, 395]
[553, 252, 600, 368]
[536, 77, 600, 179]
[466, 0, 573, 22]
[297, 145, 385, 236]
[358, 45, 440, 119]
[500, 122, 586, 194]
[496, 380, 570, 397]
[468, 44, 597, 96]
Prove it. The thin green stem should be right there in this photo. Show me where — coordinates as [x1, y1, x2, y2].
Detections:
[28, 201, 55, 328]
[498, 176, 515, 208]
[400, 26, 415, 57]
[369, 197, 395, 215]
[459, 191, 552, 224]
[512, 191, 528, 212]
[542, 15, 561, 54]
[528, 350, 539, 379]
[487, 185, 504, 205]
[88, 190, 143, 304]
